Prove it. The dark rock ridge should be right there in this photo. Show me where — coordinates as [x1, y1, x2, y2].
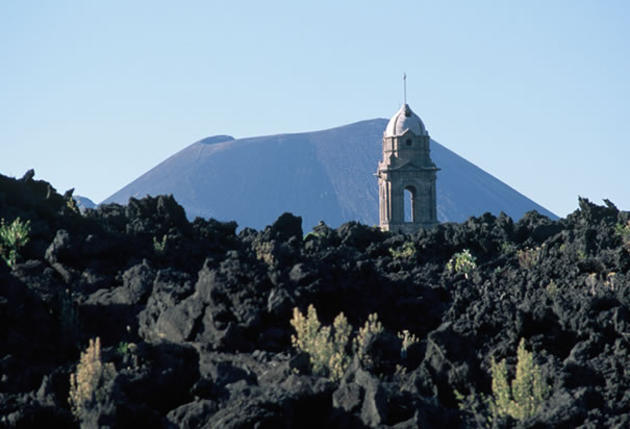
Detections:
[103, 121, 557, 230]
[1, 170, 628, 428]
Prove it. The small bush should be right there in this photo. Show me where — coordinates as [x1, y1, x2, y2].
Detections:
[153, 234, 168, 254]
[389, 241, 416, 259]
[489, 338, 549, 421]
[69, 337, 117, 421]
[290, 305, 352, 381]
[397, 329, 419, 359]
[0, 217, 31, 268]
[66, 197, 80, 214]
[353, 313, 384, 367]
[545, 280, 559, 297]
[291, 307, 419, 380]
[615, 221, 630, 250]
[303, 230, 324, 241]
[446, 249, 477, 279]
[517, 246, 541, 269]
[115, 341, 139, 369]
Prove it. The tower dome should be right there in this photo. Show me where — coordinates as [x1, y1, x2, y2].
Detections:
[383, 104, 428, 138]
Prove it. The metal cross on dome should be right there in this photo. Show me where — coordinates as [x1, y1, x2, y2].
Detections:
[403, 72, 407, 105]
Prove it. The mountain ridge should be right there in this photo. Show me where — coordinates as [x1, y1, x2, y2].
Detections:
[103, 118, 556, 230]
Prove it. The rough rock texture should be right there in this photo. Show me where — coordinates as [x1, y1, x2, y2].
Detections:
[0, 171, 629, 428]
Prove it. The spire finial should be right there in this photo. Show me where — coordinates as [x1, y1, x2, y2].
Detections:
[403, 72, 407, 105]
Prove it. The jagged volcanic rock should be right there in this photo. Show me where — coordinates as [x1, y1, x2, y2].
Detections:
[0, 171, 629, 428]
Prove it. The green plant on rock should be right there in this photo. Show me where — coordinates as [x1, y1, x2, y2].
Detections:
[69, 337, 117, 421]
[517, 246, 541, 269]
[115, 341, 139, 369]
[389, 241, 416, 259]
[489, 338, 549, 421]
[290, 304, 352, 381]
[66, 197, 80, 214]
[0, 217, 31, 268]
[353, 313, 383, 351]
[446, 249, 477, 279]
[290, 307, 419, 380]
[545, 280, 559, 298]
[152, 234, 168, 254]
[115, 341, 131, 356]
[500, 241, 516, 255]
[303, 230, 324, 241]
[615, 220, 630, 250]
[576, 248, 587, 261]
[397, 329, 419, 358]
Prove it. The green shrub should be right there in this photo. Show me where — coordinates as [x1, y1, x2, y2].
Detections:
[614, 220, 630, 237]
[389, 241, 416, 259]
[446, 249, 477, 279]
[69, 337, 117, 421]
[353, 313, 384, 367]
[115, 341, 139, 369]
[615, 221, 630, 250]
[290, 304, 352, 381]
[303, 230, 325, 241]
[517, 246, 541, 269]
[153, 234, 168, 254]
[291, 306, 420, 380]
[0, 217, 31, 268]
[545, 280, 559, 297]
[397, 329, 419, 358]
[489, 338, 549, 421]
[66, 197, 80, 214]
[115, 341, 131, 356]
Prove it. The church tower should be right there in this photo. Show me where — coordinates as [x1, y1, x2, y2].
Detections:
[377, 101, 439, 233]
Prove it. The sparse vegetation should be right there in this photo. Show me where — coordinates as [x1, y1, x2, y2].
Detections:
[153, 234, 168, 254]
[545, 280, 559, 297]
[116, 341, 139, 369]
[397, 329, 419, 358]
[254, 241, 276, 266]
[446, 249, 477, 279]
[605, 272, 616, 290]
[115, 341, 131, 356]
[517, 246, 542, 269]
[0, 217, 31, 268]
[66, 197, 80, 213]
[291, 307, 422, 380]
[615, 220, 630, 250]
[303, 230, 325, 241]
[290, 304, 352, 381]
[69, 337, 117, 421]
[389, 241, 416, 259]
[353, 312, 384, 367]
[576, 248, 587, 260]
[489, 338, 549, 421]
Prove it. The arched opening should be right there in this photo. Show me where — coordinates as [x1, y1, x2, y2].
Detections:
[404, 186, 416, 223]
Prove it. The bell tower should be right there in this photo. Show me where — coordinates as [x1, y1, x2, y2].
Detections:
[377, 85, 439, 233]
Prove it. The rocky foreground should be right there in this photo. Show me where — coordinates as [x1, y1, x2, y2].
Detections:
[1, 171, 629, 428]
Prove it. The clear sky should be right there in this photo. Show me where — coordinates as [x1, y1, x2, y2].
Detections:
[1, 1, 628, 217]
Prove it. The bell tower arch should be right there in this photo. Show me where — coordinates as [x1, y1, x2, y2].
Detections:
[377, 100, 439, 233]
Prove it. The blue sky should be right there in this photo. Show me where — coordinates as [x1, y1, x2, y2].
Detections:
[1, 1, 628, 217]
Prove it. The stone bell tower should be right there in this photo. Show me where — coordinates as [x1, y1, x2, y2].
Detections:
[377, 95, 439, 233]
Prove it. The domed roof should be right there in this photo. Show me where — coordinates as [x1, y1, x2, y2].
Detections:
[384, 104, 427, 138]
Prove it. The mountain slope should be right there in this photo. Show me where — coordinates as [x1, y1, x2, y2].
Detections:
[103, 119, 556, 230]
